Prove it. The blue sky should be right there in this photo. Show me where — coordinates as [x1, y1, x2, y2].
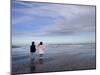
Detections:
[12, 0, 96, 45]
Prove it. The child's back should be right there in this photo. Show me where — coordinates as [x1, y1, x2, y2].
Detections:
[30, 42, 36, 53]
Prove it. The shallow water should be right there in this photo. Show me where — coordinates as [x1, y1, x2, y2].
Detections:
[11, 43, 96, 74]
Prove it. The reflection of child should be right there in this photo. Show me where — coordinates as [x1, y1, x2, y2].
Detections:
[39, 59, 44, 72]
[38, 42, 45, 59]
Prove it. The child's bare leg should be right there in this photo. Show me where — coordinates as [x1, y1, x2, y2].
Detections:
[40, 54, 43, 59]
[30, 53, 33, 59]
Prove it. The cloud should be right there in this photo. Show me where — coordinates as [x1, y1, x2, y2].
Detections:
[13, 1, 34, 7]
[12, 1, 96, 36]
[12, 16, 35, 25]
[42, 5, 96, 36]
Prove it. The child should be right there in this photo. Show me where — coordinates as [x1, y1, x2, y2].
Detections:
[38, 42, 45, 59]
[30, 41, 36, 57]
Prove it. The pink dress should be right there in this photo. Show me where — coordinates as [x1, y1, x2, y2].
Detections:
[38, 45, 45, 54]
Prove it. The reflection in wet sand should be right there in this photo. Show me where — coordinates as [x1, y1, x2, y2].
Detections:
[39, 59, 45, 73]
[30, 54, 45, 73]
[30, 57, 35, 73]
[12, 43, 96, 74]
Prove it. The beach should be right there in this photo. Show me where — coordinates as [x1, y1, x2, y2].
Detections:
[11, 43, 96, 74]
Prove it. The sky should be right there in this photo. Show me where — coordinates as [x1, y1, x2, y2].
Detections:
[12, 0, 96, 45]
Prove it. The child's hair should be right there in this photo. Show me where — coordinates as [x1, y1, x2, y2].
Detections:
[32, 41, 35, 45]
[39, 41, 43, 45]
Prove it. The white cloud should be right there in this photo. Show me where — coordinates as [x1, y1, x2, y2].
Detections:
[44, 5, 96, 35]
[12, 1, 96, 36]
[12, 16, 35, 25]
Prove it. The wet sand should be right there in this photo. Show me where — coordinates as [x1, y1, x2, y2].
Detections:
[11, 43, 96, 74]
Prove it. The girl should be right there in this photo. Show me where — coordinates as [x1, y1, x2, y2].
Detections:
[38, 42, 45, 59]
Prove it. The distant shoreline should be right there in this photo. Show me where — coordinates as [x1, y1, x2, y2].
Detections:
[47, 42, 95, 45]
[12, 42, 95, 48]
[12, 45, 21, 48]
